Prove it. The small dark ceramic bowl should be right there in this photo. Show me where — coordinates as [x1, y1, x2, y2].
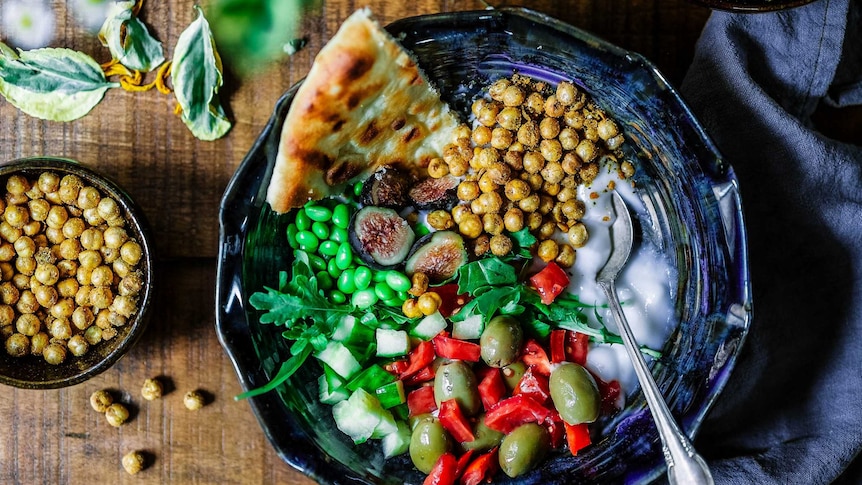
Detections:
[0, 157, 154, 389]
[217, 8, 752, 485]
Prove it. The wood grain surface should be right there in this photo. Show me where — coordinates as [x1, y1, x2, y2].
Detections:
[0, 1, 710, 483]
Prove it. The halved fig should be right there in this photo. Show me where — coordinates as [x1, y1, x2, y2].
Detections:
[404, 231, 469, 283]
[408, 175, 459, 210]
[349, 206, 415, 268]
[359, 166, 410, 208]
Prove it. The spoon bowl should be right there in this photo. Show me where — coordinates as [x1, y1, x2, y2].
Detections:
[596, 192, 715, 485]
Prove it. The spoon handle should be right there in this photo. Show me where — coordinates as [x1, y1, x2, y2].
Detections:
[599, 280, 715, 485]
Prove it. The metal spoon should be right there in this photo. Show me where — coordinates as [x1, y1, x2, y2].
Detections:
[596, 193, 714, 485]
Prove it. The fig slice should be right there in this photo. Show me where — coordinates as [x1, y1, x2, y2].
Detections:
[349, 206, 415, 268]
[359, 166, 410, 209]
[404, 231, 469, 283]
[408, 175, 459, 210]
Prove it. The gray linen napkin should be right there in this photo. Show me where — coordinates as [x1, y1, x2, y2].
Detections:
[680, 0, 862, 483]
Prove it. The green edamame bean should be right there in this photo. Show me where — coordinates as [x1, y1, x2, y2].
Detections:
[295, 230, 319, 253]
[354, 266, 372, 290]
[311, 221, 330, 240]
[480, 315, 524, 368]
[373, 270, 389, 283]
[383, 297, 403, 307]
[327, 258, 341, 278]
[295, 209, 311, 231]
[337, 268, 357, 294]
[351, 288, 378, 309]
[330, 290, 347, 304]
[386, 271, 411, 292]
[374, 282, 395, 301]
[414, 224, 431, 237]
[316, 271, 333, 290]
[353, 182, 364, 198]
[409, 418, 452, 474]
[307, 254, 327, 272]
[336, 243, 353, 270]
[549, 362, 600, 425]
[304, 205, 332, 222]
[498, 423, 551, 478]
[434, 361, 481, 416]
[319, 240, 339, 258]
[397, 290, 410, 301]
[330, 227, 348, 243]
[332, 204, 350, 229]
[286, 224, 299, 249]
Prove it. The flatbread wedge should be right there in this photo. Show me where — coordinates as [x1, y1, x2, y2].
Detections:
[266, 8, 460, 213]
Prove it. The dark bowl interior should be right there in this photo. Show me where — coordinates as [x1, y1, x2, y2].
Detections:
[217, 8, 752, 485]
[686, 0, 817, 12]
[0, 157, 154, 389]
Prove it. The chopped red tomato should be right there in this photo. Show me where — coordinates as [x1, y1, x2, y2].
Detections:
[550, 329, 567, 364]
[484, 394, 554, 434]
[477, 367, 507, 411]
[597, 377, 622, 415]
[384, 359, 410, 376]
[455, 449, 475, 477]
[529, 261, 570, 305]
[460, 448, 498, 485]
[434, 283, 471, 318]
[439, 399, 476, 443]
[404, 365, 436, 386]
[566, 331, 590, 366]
[424, 452, 458, 485]
[400, 340, 436, 380]
[564, 422, 592, 456]
[433, 334, 481, 362]
[407, 385, 437, 417]
[543, 412, 566, 449]
[521, 339, 552, 376]
[513, 367, 551, 405]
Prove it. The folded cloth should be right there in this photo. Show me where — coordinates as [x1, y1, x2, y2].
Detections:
[680, 0, 862, 483]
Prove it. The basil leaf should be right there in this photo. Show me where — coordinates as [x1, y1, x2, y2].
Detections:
[0, 42, 118, 121]
[98, 0, 165, 72]
[171, 6, 231, 141]
[457, 257, 518, 295]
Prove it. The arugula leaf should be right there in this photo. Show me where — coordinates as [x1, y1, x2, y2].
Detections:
[234, 344, 313, 400]
[456, 257, 518, 295]
[99, 0, 165, 72]
[509, 228, 537, 259]
[0, 42, 118, 121]
[171, 6, 231, 141]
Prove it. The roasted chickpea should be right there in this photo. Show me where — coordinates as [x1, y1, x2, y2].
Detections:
[472, 234, 490, 256]
[517, 121, 540, 147]
[183, 390, 206, 411]
[34, 284, 58, 308]
[78, 250, 102, 269]
[562, 199, 586, 221]
[417, 291, 442, 316]
[477, 102, 501, 127]
[522, 151, 545, 174]
[122, 450, 146, 475]
[482, 213, 504, 236]
[76, 267, 92, 286]
[88, 287, 113, 309]
[45, 227, 64, 244]
[76, 186, 101, 210]
[539, 117, 560, 140]
[607, 134, 625, 150]
[27, 199, 50, 224]
[408, 272, 429, 297]
[556, 243, 576, 268]
[34, 263, 60, 286]
[504, 179, 531, 202]
[538, 221, 557, 240]
[36, 172, 60, 195]
[97, 197, 121, 222]
[0, 282, 19, 305]
[45, 205, 68, 229]
[0, 304, 14, 325]
[488, 78, 511, 101]
[487, 162, 512, 185]
[90, 265, 114, 287]
[459, 213, 483, 239]
[448, 156, 469, 177]
[83, 326, 102, 345]
[0, 262, 13, 281]
[496, 107, 521, 131]
[580, 163, 600, 184]
[0, 243, 14, 262]
[100, 246, 121, 264]
[597, 118, 619, 140]
[72, 306, 95, 331]
[6, 175, 30, 196]
[15, 313, 40, 336]
[503, 208, 525, 233]
[105, 403, 130, 426]
[575, 139, 597, 163]
[620, 160, 636, 178]
[101, 327, 118, 341]
[490, 127, 514, 150]
[489, 234, 513, 257]
[0, 221, 22, 243]
[402, 298, 423, 319]
[524, 92, 545, 114]
[5, 332, 29, 357]
[4, 205, 30, 229]
[472, 125, 492, 146]
[503, 150, 524, 171]
[103, 227, 128, 250]
[142, 378, 163, 401]
[82, 208, 104, 226]
[451, 205, 472, 225]
[502, 85, 525, 107]
[537, 239, 560, 262]
[477, 173, 499, 195]
[556, 81, 576, 106]
[457, 181, 480, 202]
[428, 158, 449, 178]
[13, 236, 35, 258]
[568, 222, 589, 248]
[15, 256, 35, 276]
[477, 192, 503, 214]
[50, 297, 75, 319]
[30, 332, 49, 356]
[518, 194, 540, 213]
[42, 342, 66, 365]
[67, 335, 88, 357]
[57, 277, 79, 298]
[427, 210, 454, 231]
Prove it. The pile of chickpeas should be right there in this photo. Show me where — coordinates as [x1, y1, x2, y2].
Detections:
[0, 171, 145, 365]
[424, 74, 635, 266]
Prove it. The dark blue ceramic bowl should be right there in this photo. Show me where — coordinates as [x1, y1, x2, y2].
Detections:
[216, 8, 752, 484]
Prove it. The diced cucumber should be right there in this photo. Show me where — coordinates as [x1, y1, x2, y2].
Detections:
[409, 311, 447, 340]
[376, 328, 410, 357]
[381, 420, 411, 458]
[332, 388, 397, 444]
[318, 374, 349, 405]
[375, 380, 406, 409]
[346, 364, 396, 393]
[452, 314, 484, 340]
[315, 341, 361, 379]
[332, 315, 375, 345]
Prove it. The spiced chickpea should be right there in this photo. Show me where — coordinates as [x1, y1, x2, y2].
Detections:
[477, 173, 498, 195]
[538, 220, 557, 240]
[408, 272, 429, 297]
[496, 107, 521, 131]
[428, 158, 449, 178]
[15, 313, 40, 336]
[568, 222, 589, 248]
[556, 243, 577, 268]
[6, 333, 29, 357]
[45, 205, 68, 229]
[472, 125, 492, 146]
[490, 127, 514, 150]
[524, 92, 544, 114]
[427, 210, 454, 231]
[458, 213, 483, 239]
[457, 181, 480, 202]
[30, 332, 49, 355]
[503, 150, 523, 171]
[504, 179, 531, 202]
[476, 102, 501, 127]
[451, 205, 472, 225]
[517, 121, 540, 147]
[522, 151, 545, 175]
[482, 213, 504, 236]
[556, 81, 576, 106]
[489, 234, 513, 257]
[503, 208, 525, 233]
[537, 239, 560, 263]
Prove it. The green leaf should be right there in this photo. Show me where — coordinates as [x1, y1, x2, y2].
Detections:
[0, 42, 118, 121]
[457, 257, 518, 295]
[98, 0, 166, 72]
[171, 6, 231, 141]
[234, 344, 313, 400]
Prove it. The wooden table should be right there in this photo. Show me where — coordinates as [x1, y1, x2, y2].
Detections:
[0, 1, 710, 483]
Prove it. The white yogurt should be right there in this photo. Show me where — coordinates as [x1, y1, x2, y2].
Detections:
[565, 169, 676, 400]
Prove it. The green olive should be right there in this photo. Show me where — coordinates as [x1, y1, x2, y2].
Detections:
[434, 361, 481, 416]
[409, 417, 452, 474]
[462, 414, 504, 452]
[549, 362, 601, 425]
[498, 423, 551, 478]
[480, 315, 523, 368]
[501, 361, 527, 392]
